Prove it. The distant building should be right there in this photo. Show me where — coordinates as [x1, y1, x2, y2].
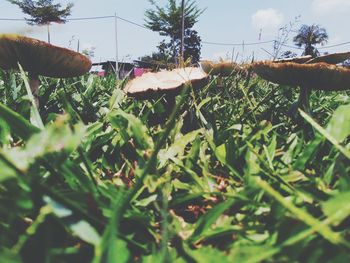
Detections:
[91, 61, 134, 79]
[91, 60, 169, 78]
[133, 60, 168, 71]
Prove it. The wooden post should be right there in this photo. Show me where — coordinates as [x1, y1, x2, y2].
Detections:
[180, 0, 185, 66]
[115, 12, 119, 79]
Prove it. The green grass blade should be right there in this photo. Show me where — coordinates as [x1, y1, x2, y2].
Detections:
[299, 109, 350, 160]
[18, 64, 44, 129]
[0, 103, 40, 140]
[254, 176, 347, 246]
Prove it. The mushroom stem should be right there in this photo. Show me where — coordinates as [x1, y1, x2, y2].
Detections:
[216, 76, 223, 87]
[298, 86, 314, 140]
[28, 73, 40, 107]
[298, 86, 311, 115]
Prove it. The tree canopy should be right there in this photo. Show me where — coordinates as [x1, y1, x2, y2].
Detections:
[293, 24, 328, 57]
[144, 0, 204, 64]
[7, 0, 73, 25]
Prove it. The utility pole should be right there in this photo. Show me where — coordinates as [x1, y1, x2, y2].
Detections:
[180, 0, 185, 66]
[115, 12, 119, 79]
[47, 24, 50, 43]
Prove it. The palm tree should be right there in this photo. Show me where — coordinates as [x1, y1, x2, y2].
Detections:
[293, 24, 328, 57]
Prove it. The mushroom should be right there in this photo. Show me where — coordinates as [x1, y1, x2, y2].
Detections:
[0, 34, 92, 106]
[305, 51, 350, 65]
[124, 67, 208, 99]
[200, 60, 246, 87]
[251, 60, 350, 114]
[124, 67, 208, 124]
[274, 55, 312, 64]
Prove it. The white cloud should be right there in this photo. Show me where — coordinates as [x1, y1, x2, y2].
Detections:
[251, 8, 284, 31]
[312, 0, 350, 15]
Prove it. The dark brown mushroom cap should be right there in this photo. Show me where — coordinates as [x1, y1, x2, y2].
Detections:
[252, 61, 350, 91]
[305, 51, 350, 65]
[200, 60, 244, 77]
[0, 34, 91, 77]
[124, 67, 208, 99]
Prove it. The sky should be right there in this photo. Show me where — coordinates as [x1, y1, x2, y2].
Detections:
[0, 0, 349, 63]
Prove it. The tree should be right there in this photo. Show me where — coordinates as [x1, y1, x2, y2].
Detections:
[139, 51, 175, 69]
[279, 50, 298, 59]
[82, 46, 96, 59]
[7, 0, 73, 43]
[145, 0, 204, 64]
[293, 24, 328, 57]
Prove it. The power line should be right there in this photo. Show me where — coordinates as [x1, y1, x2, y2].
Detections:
[279, 42, 350, 51]
[68, 15, 149, 30]
[280, 44, 303, 50]
[68, 15, 114, 21]
[202, 40, 275, 46]
[116, 16, 148, 30]
[319, 41, 350, 49]
[0, 18, 26, 21]
[0, 15, 149, 29]
[1, 15, 350, 50]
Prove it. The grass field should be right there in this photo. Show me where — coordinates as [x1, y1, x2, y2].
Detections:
[0, 68, 350, 262]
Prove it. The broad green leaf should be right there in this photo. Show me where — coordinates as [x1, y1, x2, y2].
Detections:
[326, 103, 350, 142]
[159, 128, 203, 167]
[215, 143, 227, 164]
[293, 134, 324, 170]
[0, 118, 10, 144]
[189, 198, 235, 243]
[245, 148, 260, 175]
[189, 247, 231, 263]
[300, 110, 350, 160]
[0, 248, 22, 263]
[0, 158, 17, 181]
[228, 245, 279, 263]
[134, 194, 158, 207]
[93, 191, 130, 263]
[3, 118, 85, 171]
[213, 140, 243, 179]
[18, 64, 44, 129]
[109, 110, 153, 150]
[322, 192, 350, 226]
[254, 176, 346, 246]
[70, 221, 101, 246]
[0, 102, 40, 140]
[109, 88, 126, 110]
[185, 136, 201, 169]
[44, 196, 101, 245]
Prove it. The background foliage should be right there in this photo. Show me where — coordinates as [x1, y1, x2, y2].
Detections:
[144, 0, 203, 64]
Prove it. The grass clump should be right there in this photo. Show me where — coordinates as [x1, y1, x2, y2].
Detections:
[0, 68, 350, 262]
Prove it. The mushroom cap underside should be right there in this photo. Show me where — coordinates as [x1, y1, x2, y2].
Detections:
[252, 61, 350, 91]
[305, 51, 350, 65]
[0, 34, 91, 78]
[124, 67, 208, 99]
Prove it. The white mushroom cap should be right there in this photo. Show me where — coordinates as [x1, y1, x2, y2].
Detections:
[124, 67, 208, 98]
